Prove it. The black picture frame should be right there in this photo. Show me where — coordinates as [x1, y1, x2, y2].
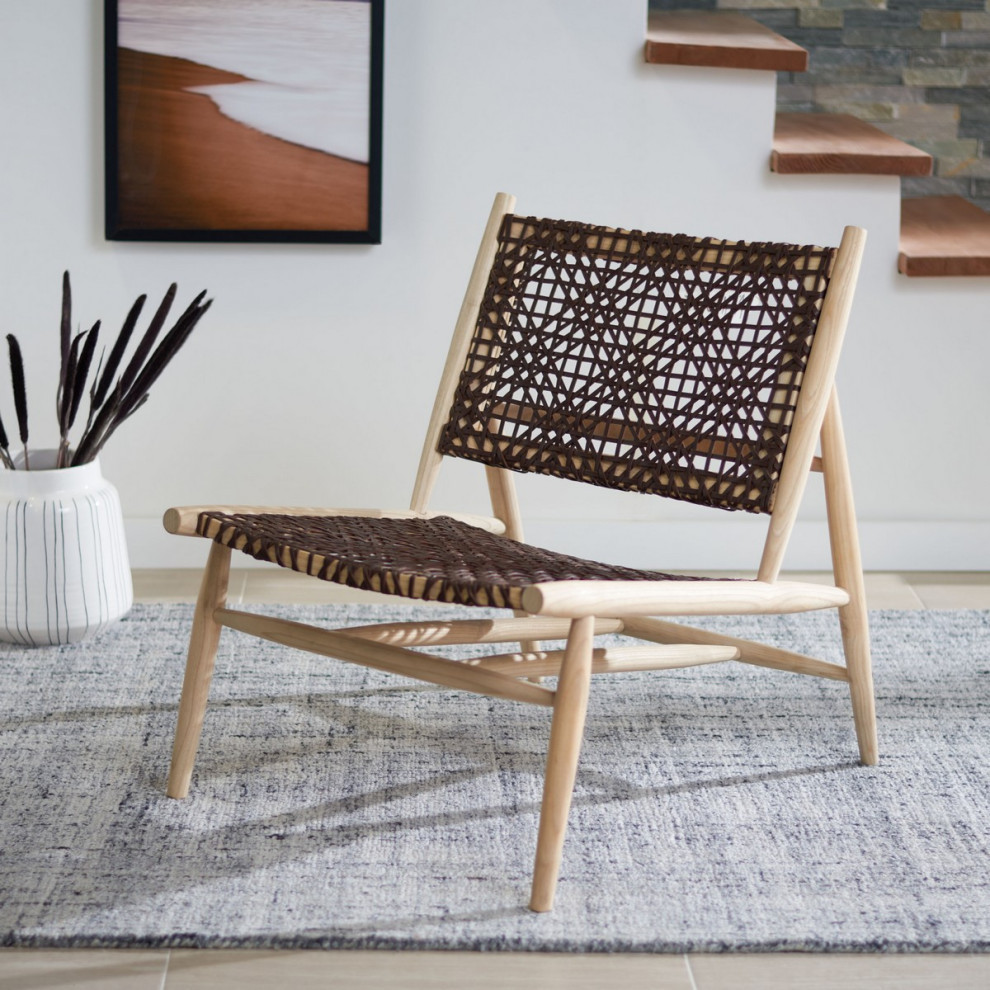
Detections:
[105, 0, 383, 243]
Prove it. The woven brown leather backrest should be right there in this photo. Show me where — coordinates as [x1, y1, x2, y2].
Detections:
[438, 214, 836, 514]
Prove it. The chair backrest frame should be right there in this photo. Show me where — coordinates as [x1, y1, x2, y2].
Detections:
[410, 192, 518, 514]
[411, 193, 866, 583]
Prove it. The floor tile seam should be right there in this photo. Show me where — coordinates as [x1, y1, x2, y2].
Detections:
[896, 582, 928, 609]
[159, 948, 171, 990]
[684, 952, 701, 990]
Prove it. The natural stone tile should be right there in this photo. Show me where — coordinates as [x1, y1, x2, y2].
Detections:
[743, 9, 799, 28]
[920, 10, 962, 31]
[843, 28, 940, 46]
[803, 69, 905, 85]
[922, 138, 982, 156]
[813, 100, 896, 119]
[800, 97, 873, 117]
[901, 174, 972, 197]
[775, 28, 843, 45]
[958, 105, 990, 134]
[874, 125, 955, 144]
[843, 9, 923, 29]
[821, 0, 885, 8]
[776, 82, 815, 103]
[814, 83, 925, 104]
[958, 105, 990, 138]
[944, 30, 990, 46]
[894, 102, 960, 124]
[916, 132, 990, 179]
[811, 47, 907, 71]
[647, 0, 990, 203]
[885, 0, 983, 7]
[909, 49, 990, 67]
[912, 138, 981, 176]
[924, 85, 990, 104]
[902, 67, 968, 86]
[798, 9, 843, 27]
[876, 102, 960, 141]
[716, 0, 820, 8]
[945, 159, 990, 178]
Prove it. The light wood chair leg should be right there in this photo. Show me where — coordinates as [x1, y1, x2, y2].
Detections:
[485, 465, 543, 666]
[167, 541, 231, 798]
[838, 595, 878, 766]
[821, 388, 878, 766]
[529, 615, 595, 912]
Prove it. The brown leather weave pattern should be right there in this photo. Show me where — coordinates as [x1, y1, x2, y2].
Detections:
[197, 512, 699, 609]
[439, 215, 836, 513]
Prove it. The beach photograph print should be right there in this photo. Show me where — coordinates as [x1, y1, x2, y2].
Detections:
[105, 0, 383, 242]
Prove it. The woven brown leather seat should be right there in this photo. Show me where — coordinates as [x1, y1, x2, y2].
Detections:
[164, 193, 876, 913]
[196, 510, 697, 608]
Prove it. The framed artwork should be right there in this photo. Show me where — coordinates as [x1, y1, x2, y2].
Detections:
[105, 0, 384, 243]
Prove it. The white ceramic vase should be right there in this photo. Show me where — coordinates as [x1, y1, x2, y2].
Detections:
[0, 450, 133, 645]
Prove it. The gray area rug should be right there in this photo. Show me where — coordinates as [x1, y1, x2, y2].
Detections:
[0, 603, 988, 952]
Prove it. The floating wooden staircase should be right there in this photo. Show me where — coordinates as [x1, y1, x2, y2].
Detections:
[645, 10, 990, 277]
[771, 113, 932, 177]
[899, 196, 990, 277]
[644, 10, 806, 72]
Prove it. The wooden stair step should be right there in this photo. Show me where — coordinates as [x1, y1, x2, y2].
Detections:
[899, 196, 990, 277]
[645, 11, 808, 72]
[772, 113, 933, 176]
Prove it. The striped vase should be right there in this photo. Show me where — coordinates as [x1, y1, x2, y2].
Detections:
[0, 451, 133, 645]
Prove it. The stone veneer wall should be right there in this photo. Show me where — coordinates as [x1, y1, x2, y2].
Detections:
[650, 0, 990, 209]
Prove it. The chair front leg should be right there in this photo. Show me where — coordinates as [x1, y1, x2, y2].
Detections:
[839, 596, 878, 766]
[529, 614, 595, 912]
[167, 541, 231, 798]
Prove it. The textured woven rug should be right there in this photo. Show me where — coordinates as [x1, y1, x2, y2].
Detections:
[1, 603, 988, 952]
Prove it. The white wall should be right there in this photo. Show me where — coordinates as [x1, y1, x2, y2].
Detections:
[0, 0, 988, 571]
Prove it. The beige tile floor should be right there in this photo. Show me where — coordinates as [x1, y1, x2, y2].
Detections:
[132, 567, 990, 610]
[3, 569, 989, 990]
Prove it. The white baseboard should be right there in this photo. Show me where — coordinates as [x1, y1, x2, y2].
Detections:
[125, 517, 990, 572]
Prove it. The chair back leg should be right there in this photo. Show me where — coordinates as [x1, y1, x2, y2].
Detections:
[487, 465, 543, 661]
[821, 389, 878, 765]
[529, 615, 595, 912]
[167, 541, 232, 798]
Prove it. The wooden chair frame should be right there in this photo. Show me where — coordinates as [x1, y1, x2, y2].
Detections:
[164, 193, 875, 912]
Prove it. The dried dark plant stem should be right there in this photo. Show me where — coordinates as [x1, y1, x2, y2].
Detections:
[87, 294, 146, 431]
[7, 335, 29, 469]
[70, 286, 211, 467]
[59, 271, 71, 401]
[56, 321, 100, 468]
[118, 284, 176, 394]
[0, 410, 14, 469]
[0, 275, 209, 470]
